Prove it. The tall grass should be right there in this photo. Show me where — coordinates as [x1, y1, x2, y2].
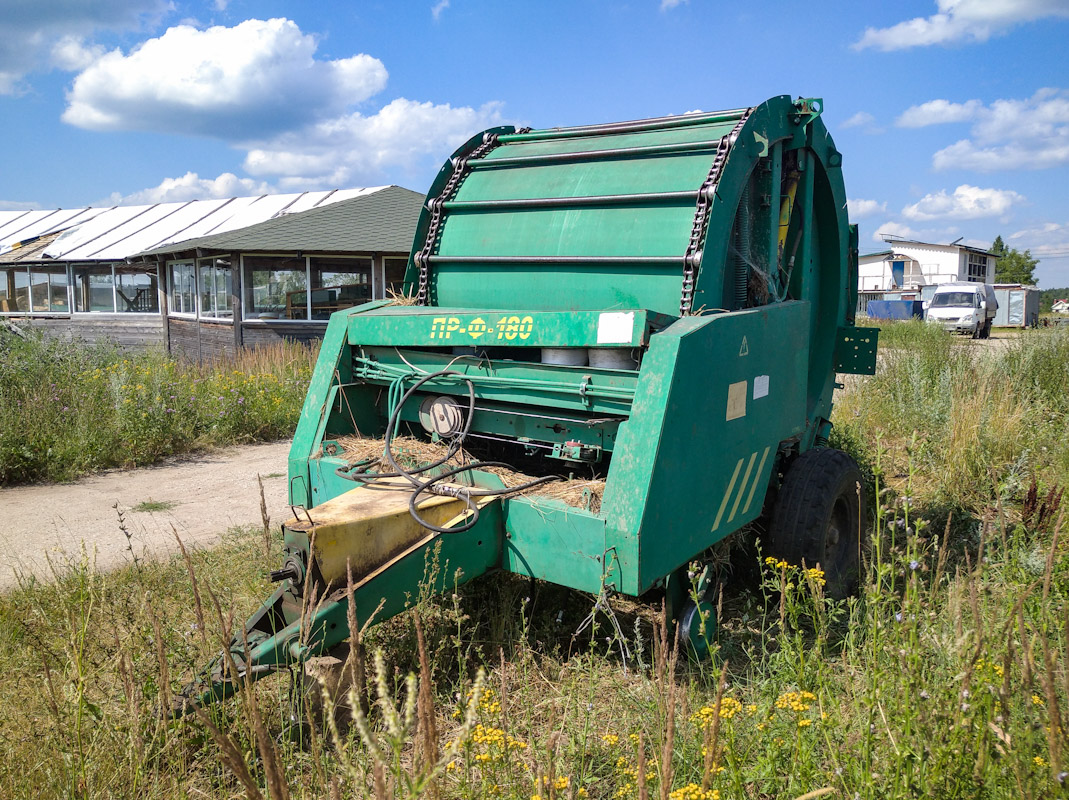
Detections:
[0, 333, 316, 484]
[1, 324, 1067, 799]
[834, 323, 1069, 509]
[0, 478, 1065, 799]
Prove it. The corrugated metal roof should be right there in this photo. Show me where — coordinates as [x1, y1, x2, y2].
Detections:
[134, 186, 425, 258]
[0, 231, 65, 264]
[0, 188, 394, 263]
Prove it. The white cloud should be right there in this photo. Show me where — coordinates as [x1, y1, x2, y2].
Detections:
[55, 17, 511, 191]
[243, 98, 507, 189]
[841, 111, 875, 129]
[849, 199, 888, 219]
[661, 0, 687, 9]
[63, 18, 388, 139]
[871, 221, 917, 243]
[108, 172, 276, 205]
[840, 111, 884, 134]
[854, 0, 1069, 51]
[0, 200, 41, 211]
[0, 0, 169, 94]
[50, 36, 107, 71]
[902, 184, 1024, 221]
[432, 0, 450, 20]
[1010, 221, 1069, 257]
[928, 89, 1069, 170]
[896, 99, 983, 128]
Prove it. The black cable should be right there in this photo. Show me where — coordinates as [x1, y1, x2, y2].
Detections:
[408, 460, 559, 533]
[334, 368, 560, 533]
[333, 371, 474, 482]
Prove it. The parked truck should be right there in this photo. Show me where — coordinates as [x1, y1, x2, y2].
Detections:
[925, 281, 998, 338]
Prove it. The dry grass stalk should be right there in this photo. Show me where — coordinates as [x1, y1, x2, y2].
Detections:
[637, 730, 649, 800]
[387, 286, 419, 306]
[191, 703, 266, 800]
[115, 642, 143, 758]
[258, 474, 271, 558]
[372, 760, 388, 800]
[303, 695, 327, 791]
[40, 653, 62, 725]
[499, 647, 516, 787]
[652, 603, 679, 800]
[243, 675, 291, 800]
[147, 597, 172, 714]
[344, 559, 372, 717]
[546, 732, 560, 800]
[171, 526, 206, 645]
[413, 614, 440, 796]
[702, 660, 729, 792]
[338, 434, 606, 511]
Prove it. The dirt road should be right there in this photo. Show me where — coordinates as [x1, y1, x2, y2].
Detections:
[0, 441, 293, 591]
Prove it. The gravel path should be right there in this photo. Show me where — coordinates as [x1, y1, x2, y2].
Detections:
[0, 441, 294, 591]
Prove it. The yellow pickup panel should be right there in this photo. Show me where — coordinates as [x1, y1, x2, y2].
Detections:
[284, 479, 474, 586]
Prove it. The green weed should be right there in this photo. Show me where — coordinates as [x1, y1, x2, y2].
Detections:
[0, 333, 316, 484]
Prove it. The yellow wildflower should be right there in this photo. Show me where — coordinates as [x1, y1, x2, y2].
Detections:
[668, 784, 720, 800]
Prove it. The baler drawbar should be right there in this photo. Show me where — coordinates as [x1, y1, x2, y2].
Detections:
[182, 95, 877, 711]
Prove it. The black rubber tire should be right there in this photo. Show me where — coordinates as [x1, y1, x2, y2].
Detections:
[767, 448, 864, 600]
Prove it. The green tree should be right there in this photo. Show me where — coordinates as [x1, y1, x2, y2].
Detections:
[991, 235, 1039, 284]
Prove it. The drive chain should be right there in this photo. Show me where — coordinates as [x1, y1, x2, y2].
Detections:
[680, 110, 752, 316]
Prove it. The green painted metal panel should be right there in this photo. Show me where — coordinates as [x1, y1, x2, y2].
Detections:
[501, 498, 608, 594]
[602, 302, 812, 594]
[430, 264, 685, 314]
[436, 206, 695, 258]
[287, 307, 368, 506]
[391, 401, 622, 452]
[355, 347, 637, 416]
[455, 153, 722, 201]
[835, 326, 879, 375]
[190, 504, 505, 706]
[346, 307, 654, 348]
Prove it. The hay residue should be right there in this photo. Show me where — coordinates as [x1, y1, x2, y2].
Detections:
[335, 434, 604, 513]
[386, 288, 419, 306]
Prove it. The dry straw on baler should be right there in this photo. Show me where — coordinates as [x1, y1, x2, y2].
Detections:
[336, 434, 603, 512]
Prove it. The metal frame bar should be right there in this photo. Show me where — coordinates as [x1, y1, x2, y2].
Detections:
[498, 109, 748, 143]
[470, 139, 724, 168]
[442, 190, 698, 212]
[426, 255, 684, 265]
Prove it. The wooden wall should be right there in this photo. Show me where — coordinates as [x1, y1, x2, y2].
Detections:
[18, 314, 165, 351]
[167, 318, 236, 362]
[241, 321, 327, 348]
[166, 318, 327, 361]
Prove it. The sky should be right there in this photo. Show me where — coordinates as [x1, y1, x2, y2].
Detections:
[1, 0, 1068, 285]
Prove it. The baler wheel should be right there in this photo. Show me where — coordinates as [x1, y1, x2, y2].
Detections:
[676, 599, 716, 660]
[768, 448, 864, 599]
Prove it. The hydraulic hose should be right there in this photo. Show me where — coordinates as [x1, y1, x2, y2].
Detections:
[335, 368, 559, 533]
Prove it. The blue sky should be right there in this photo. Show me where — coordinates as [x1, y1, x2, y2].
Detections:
[1, 0, 1068, 285]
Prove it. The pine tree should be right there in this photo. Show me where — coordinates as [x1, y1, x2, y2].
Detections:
[991, 235, 1039, 285]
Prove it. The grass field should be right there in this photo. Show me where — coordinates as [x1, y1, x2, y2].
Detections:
[0, 323, 1066, 799]
[0, 333, 316, 485]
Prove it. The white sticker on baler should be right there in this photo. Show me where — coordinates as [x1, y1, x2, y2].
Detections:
[596, 312, 635, 344]
[754, 375, 769, 399]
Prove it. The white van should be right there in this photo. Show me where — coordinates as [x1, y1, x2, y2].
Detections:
[925, 282, 998, 338]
